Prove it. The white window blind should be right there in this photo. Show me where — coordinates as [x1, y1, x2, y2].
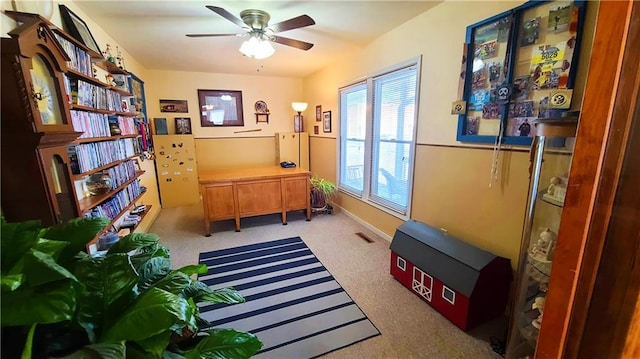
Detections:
[338, 59, 419, 217]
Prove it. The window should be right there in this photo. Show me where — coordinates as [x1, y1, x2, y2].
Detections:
[442, 285, 456, 305]
[339, 58, 420, 216]
[397, 257, 406, 271]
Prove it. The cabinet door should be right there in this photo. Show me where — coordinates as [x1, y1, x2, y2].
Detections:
[37, 146, 78, 224]
[204, 184, 235, 220]
[506, 119, 577, 358]
[237, 180, 281, 216]
[283, 176, 309, 210]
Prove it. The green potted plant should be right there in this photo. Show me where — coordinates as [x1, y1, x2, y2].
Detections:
[0, 216, 263, 358]
[310, 176, 338, 213]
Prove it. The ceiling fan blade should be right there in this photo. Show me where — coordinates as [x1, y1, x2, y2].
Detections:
[186, 33, 242, 38]
[272, 35, 314, 50]
[206, 5, 246, 28]
[269, 14, 315, 33]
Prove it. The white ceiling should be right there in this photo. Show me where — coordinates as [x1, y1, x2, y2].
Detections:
[73, 1, 441, 77]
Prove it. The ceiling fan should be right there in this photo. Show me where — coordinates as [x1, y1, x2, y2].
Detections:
[186, 6, 315, 53]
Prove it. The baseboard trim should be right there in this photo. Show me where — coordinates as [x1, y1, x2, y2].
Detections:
[334, 205, 393, 243]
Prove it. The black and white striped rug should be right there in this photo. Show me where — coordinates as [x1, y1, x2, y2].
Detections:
[198, 237, 380, 358]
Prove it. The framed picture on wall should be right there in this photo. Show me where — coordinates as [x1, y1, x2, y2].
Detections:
[175, 117, 192, 134]
[323, 111, 332, 133]
[316, 105, 322, 121]
[197, 89, 244, 127]
[58, 5, 101, 54]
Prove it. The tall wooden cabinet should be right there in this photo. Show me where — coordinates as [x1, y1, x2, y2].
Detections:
[1, 12, 80, 226]
[2, 12, 150, 250]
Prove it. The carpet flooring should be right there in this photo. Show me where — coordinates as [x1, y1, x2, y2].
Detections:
[198, 236, 380, 358]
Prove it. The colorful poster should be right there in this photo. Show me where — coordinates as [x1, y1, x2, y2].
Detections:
[475, 22, 498, 44]
[469, 89, 490, 110]
[509, 101, 535, 118]
[548, 3, 573, 33]
[475, 40, 498, 60]
[507, 117, 535, 137]
[488, 61, 502, 83]
[512, 76, 531, 101]
[471, 63, 487, 90]
[482, 103, 502, 119]
[521, 17, 541, 46]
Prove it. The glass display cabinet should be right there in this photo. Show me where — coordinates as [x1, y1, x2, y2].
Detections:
[506, 114, 578, 358]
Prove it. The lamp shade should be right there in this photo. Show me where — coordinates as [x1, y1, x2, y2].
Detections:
[291, 102, 308, 112]
[239, 36, 275, 59]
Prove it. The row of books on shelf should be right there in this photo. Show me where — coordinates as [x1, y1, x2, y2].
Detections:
[65, 76, 126, 111]
[83, 181, 142, 219]
[54, 33, 93, 77]
[105, 160, 138, 188]
[110, 116, 137, 136]
[68, 138, 140, 174]
[71, 110, 110, 138]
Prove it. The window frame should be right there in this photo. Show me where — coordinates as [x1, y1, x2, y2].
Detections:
[397, 256, 406, 271]
[442, 285, 456, 305]
[337, 57, 421, 219]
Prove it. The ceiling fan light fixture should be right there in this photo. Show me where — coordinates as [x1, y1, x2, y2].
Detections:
[239, 35, 275, 59]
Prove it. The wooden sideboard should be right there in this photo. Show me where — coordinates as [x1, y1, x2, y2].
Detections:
[199, 166, 311, 236]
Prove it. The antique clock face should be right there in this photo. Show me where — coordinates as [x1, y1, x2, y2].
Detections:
[30, 54, 64, 125]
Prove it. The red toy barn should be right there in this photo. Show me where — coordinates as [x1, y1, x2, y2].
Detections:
[390, 220, 511, 331]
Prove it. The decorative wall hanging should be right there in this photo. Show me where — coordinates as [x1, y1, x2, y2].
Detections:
[58, 5, 101, 55]
[456, 1, 587, 146]
[160, 99, 189, 113]
[198, 89, 244, 127]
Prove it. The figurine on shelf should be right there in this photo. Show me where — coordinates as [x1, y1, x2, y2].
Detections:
[102, 44, 116, 64]
[543, 176, 568, 205]
[531, 296, 546, 329]
[116, 45, 126, 70]
[530, 228, 557, 261]
[105, 73, 116, 86]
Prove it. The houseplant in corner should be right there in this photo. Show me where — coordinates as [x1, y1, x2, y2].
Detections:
[0, 216, 263, 358]
[310, 176, 338, 213]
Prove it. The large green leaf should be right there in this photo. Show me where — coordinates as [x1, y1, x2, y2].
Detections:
[183, 329, 263, 359]
[1, 219, 44, 272]
[136, 330, 173, 358]
[43, 217, 110, 265]
[31, 238, 70, 261]
[60, 342, 126, 359]
[1, 273, 24, 291]
[163, 351, 187, 359]
[176, 264, 208, 276]
[100, 288, 192, 343]
[108, 232, 159, 254]
[23, 249, 78, 287]
[1, 279, 77, 326]
[138, 257, 173, 291]
[74, 254, 138, 337]
[153, 272, 192, 295]
[183, 282, 245, 305]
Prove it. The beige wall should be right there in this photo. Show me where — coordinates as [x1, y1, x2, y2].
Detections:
[143, 70, 303, 138]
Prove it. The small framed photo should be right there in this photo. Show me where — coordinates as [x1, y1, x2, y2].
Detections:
[314, 125, 319, 135]
[316, 105, 322, 121]
[121, 100, 129, 112]
[59, 5, 101, 54]
[323, 111, 332, 133]
[175, 117, 192, 134]
[160, 99, 189, 113]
